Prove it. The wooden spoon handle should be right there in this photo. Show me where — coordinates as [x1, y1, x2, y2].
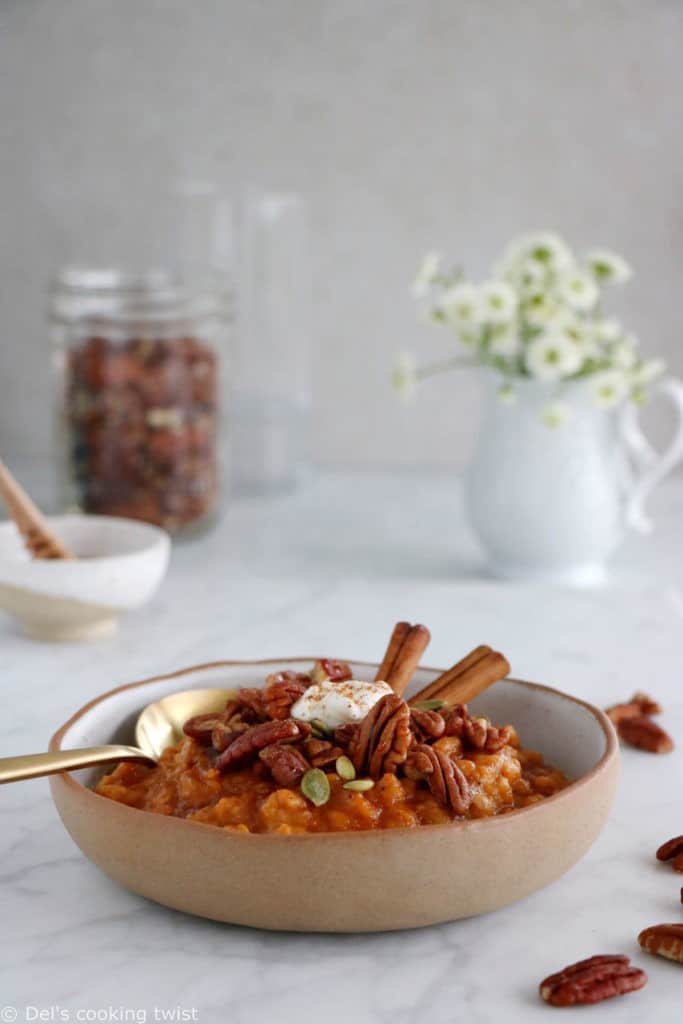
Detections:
[0, 458, 73, 559]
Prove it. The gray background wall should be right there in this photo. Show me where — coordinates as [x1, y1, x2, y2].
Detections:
[1, 0, 682, 469]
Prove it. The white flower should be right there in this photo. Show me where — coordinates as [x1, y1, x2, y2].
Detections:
[497, 382, 517, 404]
[479, 281, 518, 324]
[611, 335, 638, 370]
[525, 331, 583, 381]
[541, 400, 572, 428]
[489, 324, 521, 357]
[440, 282, 481, 328]
[412, 251, 441, 297]
[520, 232, 573, 272]
[392, 352, 418, 401]
[507, 231, 575, 274]
[514, 259, 548, 293]
[585, 248, 632, 285]
[558, 270, 599, 312]
[592, 317, 623, 344]
[522, 290, 560, 327]
[588, 369, 630, 408]
[631, 358, 665, 385]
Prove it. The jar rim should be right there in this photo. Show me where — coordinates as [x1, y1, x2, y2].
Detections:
[49, 266, 232, 325]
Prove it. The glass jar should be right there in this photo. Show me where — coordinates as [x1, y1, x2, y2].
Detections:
[49, 269, 230, 534]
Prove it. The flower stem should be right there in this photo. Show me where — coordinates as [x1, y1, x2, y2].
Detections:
[415, 355, 479, 380]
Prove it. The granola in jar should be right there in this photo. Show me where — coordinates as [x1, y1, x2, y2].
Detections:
[51, 269, 229, 533]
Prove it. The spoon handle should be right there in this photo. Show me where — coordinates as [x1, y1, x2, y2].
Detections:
[0, 745, 155, 784]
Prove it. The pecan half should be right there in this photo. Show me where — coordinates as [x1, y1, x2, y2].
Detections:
[410, 708, 445, 741]
[263, 672, 309, 720]
[406, 743, 471, 815]
[183, 712, 229, 745]
[350, 694, 411, 777]
[334, 722, 359, 748]
[617, 715, 674, 754]
[215, 719, 311, 772]
[606, 691, 662, 725]
[638, 924, 683, 964]
[303, 738, 344, 768]
[656, 835, 683, 872]
[312, 658, 353, 683]
[442, 704, 512, 753]
[539, 955, 647, 1007]
[259, 744, 310, 786]
[211, 720, 248, 752]
[233, 687, 268, 721]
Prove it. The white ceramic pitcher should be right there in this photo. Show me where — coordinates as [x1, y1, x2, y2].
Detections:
[464, 373, 683, 584]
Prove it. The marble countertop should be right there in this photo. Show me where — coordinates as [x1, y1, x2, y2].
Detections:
[2, 471, 683, 1023]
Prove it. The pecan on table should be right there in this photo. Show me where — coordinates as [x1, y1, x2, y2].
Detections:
[656, 835, 683, 872]
[350, 694, 411, 777]
[312, 659, 353, 683]
[638, 924, 683, 964]
[263, 672, 310, 720]
[617, 715, 674, 754]
[606, 691, 663, 725]
[303, 738, 344, 769]
[410, 708, 445, 742]
[215, 719, 311, 772]
[539, 955, 647, 1007]
[259, 744, 310, 786]
[406, 743, 471, 815]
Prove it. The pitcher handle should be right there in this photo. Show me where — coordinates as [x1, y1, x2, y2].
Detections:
[619, 376, 683, 533]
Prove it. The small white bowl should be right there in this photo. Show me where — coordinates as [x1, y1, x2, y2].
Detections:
[0, 514, 170, 641]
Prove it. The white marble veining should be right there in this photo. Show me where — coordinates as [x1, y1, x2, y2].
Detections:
[2, 472, 683, 1023]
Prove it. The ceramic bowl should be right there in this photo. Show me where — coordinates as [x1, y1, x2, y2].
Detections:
[49, 659, 619, 932]
[0, 514, 170, 641]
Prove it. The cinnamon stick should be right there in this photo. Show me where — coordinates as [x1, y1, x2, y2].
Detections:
[409, 646, 510, 707]
[376, 621, 431, 696]
[375, 622, 412, 683]
[386, 624, 431, 696]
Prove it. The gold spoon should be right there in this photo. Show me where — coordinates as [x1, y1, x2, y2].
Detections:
[0, 457, 74, 560]
[0, 687, 229, 784]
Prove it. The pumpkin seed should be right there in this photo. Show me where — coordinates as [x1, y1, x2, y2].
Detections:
[335, 755, 356, 782]
[411, 699, 446, 711]
[301, 768, 331, 806]
[343, 779, 374, 792]
[310, 718, 333, 739]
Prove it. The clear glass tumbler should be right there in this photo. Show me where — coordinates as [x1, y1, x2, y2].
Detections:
[230, 193, 311, 492]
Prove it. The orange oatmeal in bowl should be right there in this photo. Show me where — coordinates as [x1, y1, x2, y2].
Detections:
[96, 629, 570, 833]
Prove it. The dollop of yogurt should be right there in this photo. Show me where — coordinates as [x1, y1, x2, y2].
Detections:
[291, 678, 393, 729]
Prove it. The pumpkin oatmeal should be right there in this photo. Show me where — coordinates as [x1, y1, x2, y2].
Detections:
[96, 638, 570, 833]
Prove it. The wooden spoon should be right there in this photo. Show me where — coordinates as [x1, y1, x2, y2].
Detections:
[0, 457, 74, 559]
